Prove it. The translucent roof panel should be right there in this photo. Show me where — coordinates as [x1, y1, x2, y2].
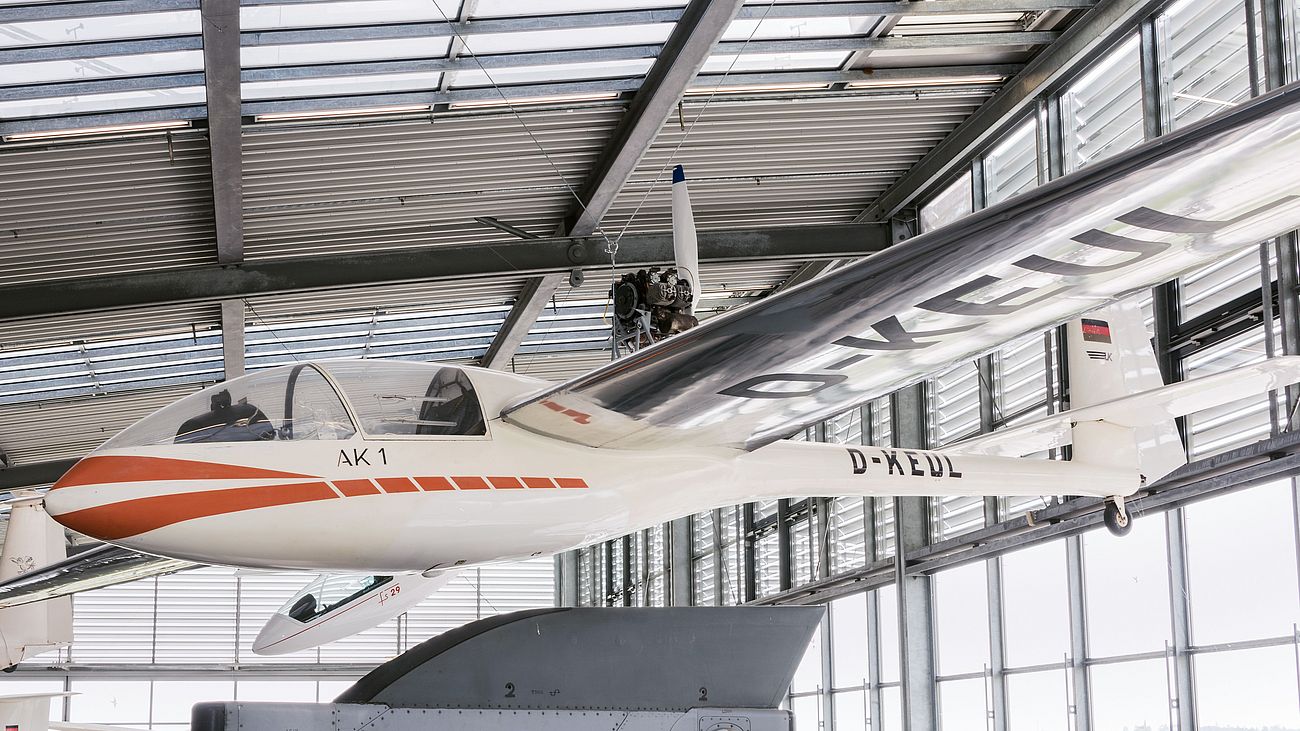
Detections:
[0, 86, 205, 119]
[470, 0, 685, 18]
[701, 51, 850, 73]
[0, 51, 204, 85]
[451, 58, 654, 88]
[464, 24, 673, 54]
[241, 0, 462, 31]
[892, 13, 1029, 35]
[0, 11, 200, 48]
[243, 72, 442, 101]
[241, 37, 452, 68]
[722, 16, 880, 41]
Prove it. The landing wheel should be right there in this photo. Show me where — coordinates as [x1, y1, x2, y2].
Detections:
[2, 664, 16, 673]
[1103, 497, 1132, 537]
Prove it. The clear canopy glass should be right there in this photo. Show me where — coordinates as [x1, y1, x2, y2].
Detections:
[277, 574, 394, 623]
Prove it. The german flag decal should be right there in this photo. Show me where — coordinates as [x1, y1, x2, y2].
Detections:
[1081, 318, 1112, 344]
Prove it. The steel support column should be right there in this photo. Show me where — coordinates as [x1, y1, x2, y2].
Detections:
[200, 0, 243, 265]
[984, 500, 1009, 731]
[1064, 536, 1092, 730]
[565, 0, 745, 237]
[1165, 510, 1197, 730]
[480, 274, 566, 370]
[558, 551, 579, 607]
[890, 384, 936, 731]
[220, 299, 244, 380]
[671, 517, 692, 606]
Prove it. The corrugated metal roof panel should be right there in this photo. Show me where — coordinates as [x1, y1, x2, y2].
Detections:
[0, 132, 218, 285]
[598, 91, 994, 235]
[0, 382, 205, 465]
[241, 107, 624, 259]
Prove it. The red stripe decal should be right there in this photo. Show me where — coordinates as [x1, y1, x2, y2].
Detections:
[53, 455, 313, 489]
[56, 482, 337, 540]
[555, 478, 588, 489]
[415, 476, 454, 491]
[522, 477, 555, 489]
[489, 476, 524, 489]
[453, 476, 490, 490]
[335, 479, 380, 497]
[377, 477, 419, 493]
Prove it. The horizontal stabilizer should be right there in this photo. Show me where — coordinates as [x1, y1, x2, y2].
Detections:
[0, 543, 194, 610]
[946, 356, 1300, 459]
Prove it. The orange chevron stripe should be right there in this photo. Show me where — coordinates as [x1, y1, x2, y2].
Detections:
[53, 455, 313, 489]
[55, 481, 337, 540]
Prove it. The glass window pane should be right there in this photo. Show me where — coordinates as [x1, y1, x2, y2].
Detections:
[68, 680, 151, 725]
[243, 72, 443, 101]
[1179, 245, 1266, 321]
[880, 685, 902, 731]
[1002, 541, 1070, 668]
[724, 16, 878, 40]
[1088, 659, 1169, 731]
[151, 681, 235, 723]
[1158, 0, 1252, 130]
[1183, 323, 1275, 457]
[832, 690, 867, 731]
[1184, 480, 1300, 645]
[938, 678, 987, 731]
[1195, 645, 1300, 728]
[876, 586, 900, 684]
[983, 119, 1038, 206]
[935, 561, 990, 676]
[1083, 518, 1171, 657]
[1061, 35, 1143, 173]
[472, 0, 684, 16]
[236, 681, 318, 702]
[1006, 670, 1068, 731]
[468, 25, 671, 54]
[830, 593, 869, 687]
[791, 694, 822, 731]
[920, 171, 972, 232]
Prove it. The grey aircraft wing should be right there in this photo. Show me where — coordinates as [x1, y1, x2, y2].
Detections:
[0, 543, 195, 609]
[503, 81, 1300, 451]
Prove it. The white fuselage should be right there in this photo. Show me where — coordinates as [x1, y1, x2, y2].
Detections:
[41, 363, 1138, 574]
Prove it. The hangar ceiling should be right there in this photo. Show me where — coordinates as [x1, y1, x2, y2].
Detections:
[0, 0, 1159, 489]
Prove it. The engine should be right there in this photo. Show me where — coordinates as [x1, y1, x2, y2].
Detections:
[611, 267, 699, 353]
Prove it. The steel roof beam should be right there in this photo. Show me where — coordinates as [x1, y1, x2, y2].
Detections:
[858, 0, 1170, 222]
[565, 0, 746, 238]
[480, 274, 567, 370]
[0, 223, 891, 320]
[0, 65, 1017, 132]
[0, 64, 1019, 107]
[0, 29, 1055, 68]
[202, 0, 243, 265]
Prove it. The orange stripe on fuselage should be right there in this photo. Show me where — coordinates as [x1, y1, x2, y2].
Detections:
[53, 455, 313, 489]
[56, 481, 337, 540]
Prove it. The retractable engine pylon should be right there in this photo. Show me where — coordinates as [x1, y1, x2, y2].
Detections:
[193, 607, 823, 731]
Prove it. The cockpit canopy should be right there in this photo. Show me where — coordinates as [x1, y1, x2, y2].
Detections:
[104, 360, 487, 449]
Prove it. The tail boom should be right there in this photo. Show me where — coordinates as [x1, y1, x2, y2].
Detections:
[736, 440, 1140, 501]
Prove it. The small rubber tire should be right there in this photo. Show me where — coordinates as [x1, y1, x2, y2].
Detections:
[2, 664, 16, 673]
[1103, 499, 1132, 537]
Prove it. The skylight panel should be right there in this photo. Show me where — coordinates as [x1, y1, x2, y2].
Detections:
[465, 24, 672, 54]
[470, 0, 685, 19]
[721, 16, 878, 41]
[0, 85, 205, 119]
[242, 71, 442, 100]
[0, 11, 200, 48]
[0, 50, 203, 85]
[241, 0, 462, 30]
[701, 51, 849, 73]
[450, 58, 654, 87]
[241, 37, 452, 67]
